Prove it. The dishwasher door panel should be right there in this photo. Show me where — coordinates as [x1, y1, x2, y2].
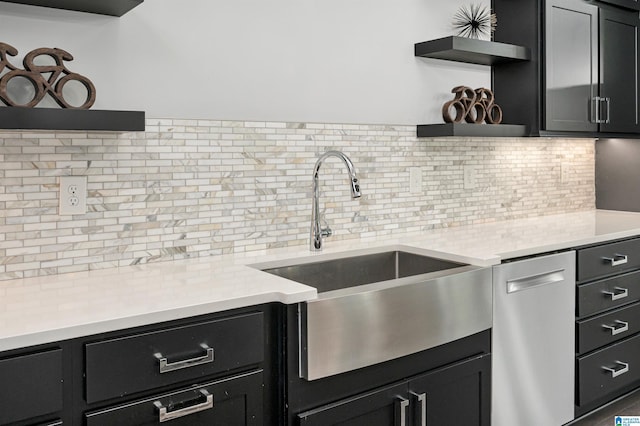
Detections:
[492, 251, 576, 426]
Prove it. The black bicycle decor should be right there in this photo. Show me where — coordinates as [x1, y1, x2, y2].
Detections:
[0, 42, 96, 109]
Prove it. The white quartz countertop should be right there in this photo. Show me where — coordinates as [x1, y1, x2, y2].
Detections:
[3, 209, 640, 351]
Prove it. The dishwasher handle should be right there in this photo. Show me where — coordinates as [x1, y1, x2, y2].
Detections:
[506, 269, 565, 294]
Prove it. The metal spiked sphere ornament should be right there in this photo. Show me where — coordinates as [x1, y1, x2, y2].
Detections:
[452, 4, 497, 39]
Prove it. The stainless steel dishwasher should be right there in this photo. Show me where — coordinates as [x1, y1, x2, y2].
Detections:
[492, 251, 575, 426]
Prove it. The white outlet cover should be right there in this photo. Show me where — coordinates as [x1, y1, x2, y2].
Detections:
[409, 167, 422, 194]
[59, 176, 87, 215]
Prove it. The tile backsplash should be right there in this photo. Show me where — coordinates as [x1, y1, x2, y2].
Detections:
[0, 119, 594, 281]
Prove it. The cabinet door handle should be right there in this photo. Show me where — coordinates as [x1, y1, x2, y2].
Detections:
[592, 96, 601, 123]
[602, 361, 629, 378]
[410, 391, 427, 426]
[603, 254, 628, 267]
[396, 396, 410, 426]
[156, 344, 214, 374]
[154, 389, 214, 422]
[604, 97, 611, 124]
[603, 287, 629, 301]
[602, 320, 629, 336]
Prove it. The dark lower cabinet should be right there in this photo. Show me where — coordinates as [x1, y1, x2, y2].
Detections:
[85, 370, 263, 426]
[0, 304, 276, 426]
[0, 348, 64, 425]
[297, 354, 491, 426]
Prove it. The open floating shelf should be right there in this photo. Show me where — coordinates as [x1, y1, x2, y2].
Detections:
[417, 123, 529, 138]
[0, 107, 145, 132]
[415, 36, 531, 66]
[0, 0, 143, 16]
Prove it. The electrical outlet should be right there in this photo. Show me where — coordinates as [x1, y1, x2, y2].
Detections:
[409, 167, 422, 193]
[463, 165, 477, 190]
[59, 176, 87, 215]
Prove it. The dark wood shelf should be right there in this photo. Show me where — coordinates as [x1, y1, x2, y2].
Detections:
[415, 36, 531, 66]
[0, 0, 143, 16]
[417, 123, 529, 138]
[0, 107, 145, 131]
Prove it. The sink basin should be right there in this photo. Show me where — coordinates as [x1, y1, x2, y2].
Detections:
[261, 250, 465, 293]
[253, 247, 492, 381]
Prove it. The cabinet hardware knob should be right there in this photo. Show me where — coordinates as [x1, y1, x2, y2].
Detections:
[602, 361, 629, 378]
[155, 344, 214, 374]
[154, 389, 214, 422]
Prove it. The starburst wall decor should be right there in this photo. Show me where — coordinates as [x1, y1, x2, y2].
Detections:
[452, 4, 497, 40]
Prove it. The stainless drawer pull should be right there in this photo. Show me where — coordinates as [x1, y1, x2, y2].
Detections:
[506, 269, 565, 294]
[155, 389, 213, 422]
[602, 361, 630, 378]
[603, 254, 628, 267]
[410, 391, 426, 426]
[156, 344, 214, 374]
[602, 320, 629, 336]
[603, 287, 629, 301]
[397, 396, 410, 426]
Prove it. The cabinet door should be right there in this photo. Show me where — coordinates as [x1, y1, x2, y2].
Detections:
[600, 7, 640, 133]
[297, 382, 408, 426]
[545, 0, 599, 132]
[408, 354, 491, 426]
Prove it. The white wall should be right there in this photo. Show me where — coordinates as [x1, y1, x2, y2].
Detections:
[0, 0, 490, 124]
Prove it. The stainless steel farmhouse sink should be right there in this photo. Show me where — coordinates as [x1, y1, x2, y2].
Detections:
[252, 247, 492, 380]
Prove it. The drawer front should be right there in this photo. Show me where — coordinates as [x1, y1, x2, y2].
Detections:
[577, 238, 640, 282]
[577, 333, 640, 406]
[85, 311, 264, 404]
[85, 370, 263, 426]
[577, 270, 640, 317]
[577, 302, 640, 354]
[0, 348, 63, 424]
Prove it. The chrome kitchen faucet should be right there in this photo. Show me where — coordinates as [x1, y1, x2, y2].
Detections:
[310, 151, 361, 251]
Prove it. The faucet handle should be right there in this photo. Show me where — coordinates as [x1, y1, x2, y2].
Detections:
[320, 227, 332, 238]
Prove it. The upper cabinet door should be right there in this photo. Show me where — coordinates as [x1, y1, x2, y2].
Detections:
[599, 7, 640, 133]
[544, 0, 599, 132]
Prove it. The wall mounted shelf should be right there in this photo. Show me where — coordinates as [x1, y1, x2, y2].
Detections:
[0, 0, 143, 16]
[417, 123, 528, 138]
[0, 108, 145, 132]
[415, 36, 531, 66]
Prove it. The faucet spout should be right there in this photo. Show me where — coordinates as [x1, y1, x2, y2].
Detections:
[311, 151, 361, 251]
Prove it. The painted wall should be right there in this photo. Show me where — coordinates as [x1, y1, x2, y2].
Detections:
[0, 0, 490, 124]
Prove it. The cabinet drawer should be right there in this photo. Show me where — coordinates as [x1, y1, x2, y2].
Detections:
[0, 348, 63, 424]
[85, 311, 264, 404]
[577, 333, 640, 406]
[577, 270, 640, 317]
[85, 370, 263, 426]
[577, 238, 640, 282]
[577, 302, 640, 353]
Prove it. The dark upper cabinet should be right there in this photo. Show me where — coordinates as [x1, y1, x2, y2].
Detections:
[599, 0, 640, 11]
[493, 0, 640, 136]
[599, 7, 640, 133]
[0, 0, 143, 16]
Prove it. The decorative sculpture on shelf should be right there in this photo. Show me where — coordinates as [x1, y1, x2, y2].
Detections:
[452, 4, 497, 40]
[442, 86, 503, 124]
[0, 42, 96, 109]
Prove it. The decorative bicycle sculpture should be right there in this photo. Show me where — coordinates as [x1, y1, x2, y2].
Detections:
[0, 42, 96, 109]
[442, 86, 503, 124]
